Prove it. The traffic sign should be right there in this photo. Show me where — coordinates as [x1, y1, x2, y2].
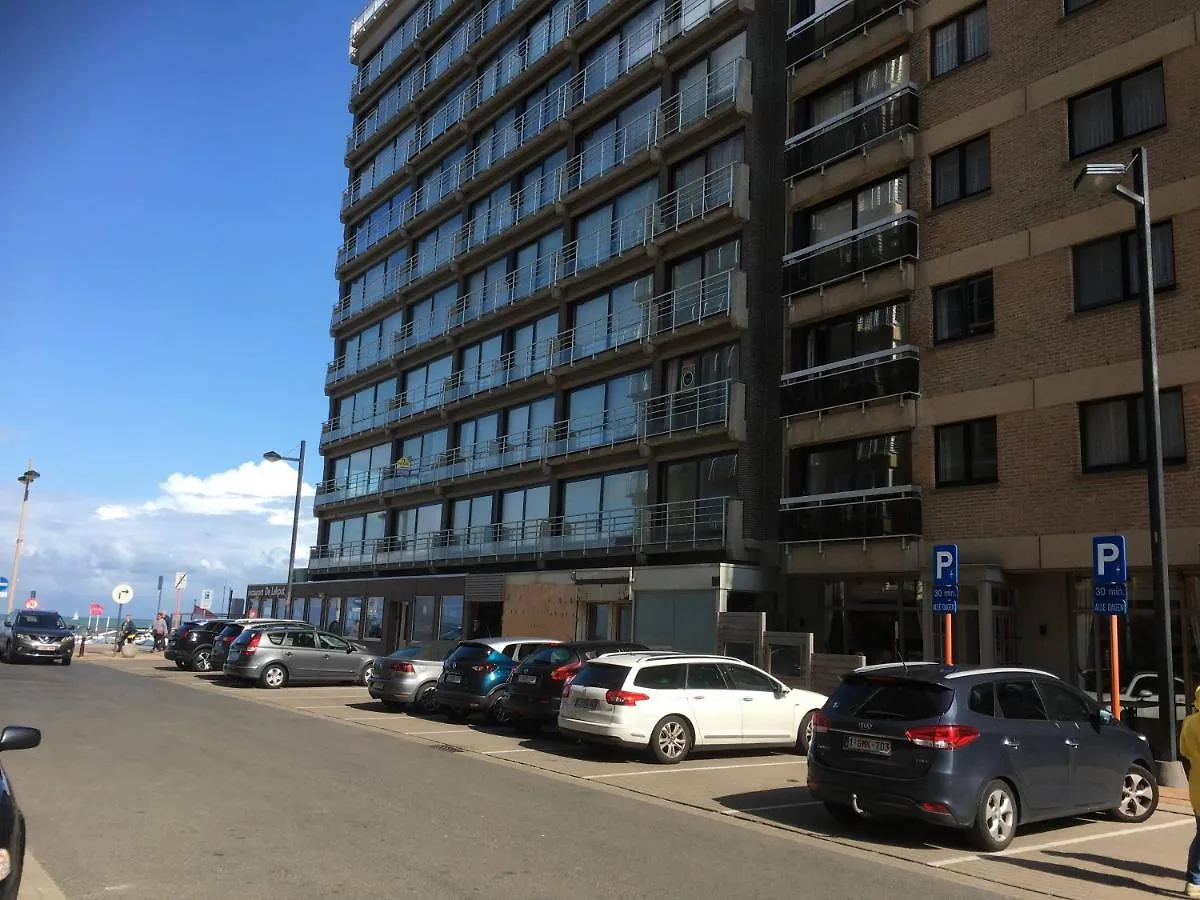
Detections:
[89, 603, 104, 617]
[199, 589, 214, 610]
[932, 544, 959, 615]
[1092, 535, 1128, 615]
[112, 583, 134, 605]
[23, 597, 37, 610]
[0, 576, 8, 598]
[175, 572, 188, 590]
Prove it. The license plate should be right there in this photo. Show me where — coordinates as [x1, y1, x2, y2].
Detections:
[844, 735, 891, 757]
[575, 697, 599, 710]
[517, 674, 537, 684]
[445, 673, 462, 684]
[38, 643, 56, 651]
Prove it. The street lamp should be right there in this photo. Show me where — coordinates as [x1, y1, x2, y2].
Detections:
[1074, 146, 1180, 780]
[264, 441, 306, 612]
[7, 461, 40, 616]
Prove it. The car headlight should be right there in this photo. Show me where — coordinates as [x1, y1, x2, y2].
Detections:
[15, 633, 34, 644]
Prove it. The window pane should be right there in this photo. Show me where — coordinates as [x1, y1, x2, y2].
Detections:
[933, 151, 960, 206]
[1120, 67, 1166, 138]
[1071, 89, 1114, 156]
[1160, 391, 1187, 460]
[969, 419, 998, 481]
[934, 283, 963, 341]
[1075, 237, 1124, 309]
[996, 680, 1049, 720]
[1083, 399, 1130, 468]
[964, 137, 990, 194]
[931, 22, 957, 77]
[937, 425, 965, 484]
[411, 595, 436, 642]
[962, 6, 988, 62]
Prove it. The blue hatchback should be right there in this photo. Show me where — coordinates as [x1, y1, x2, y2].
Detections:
[434, 637, 560, 725]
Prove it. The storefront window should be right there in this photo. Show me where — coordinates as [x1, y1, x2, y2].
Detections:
[345, 597, 363, 639]
[365, 597, 384, 639]
[617, 605, 632, 641]
[412, 595, 437, 641]
[307, 597, 324, 627]
[586, 603, 610, 640]
[440, 595, 465, 640]
[326, 598, 344, 634]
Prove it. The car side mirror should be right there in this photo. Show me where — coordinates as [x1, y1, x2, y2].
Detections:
[1137, 689, 1154, 699]
[0, 725, 41, 752]
[774, 686, 788, 699]
[1095, 707, 1116, 727]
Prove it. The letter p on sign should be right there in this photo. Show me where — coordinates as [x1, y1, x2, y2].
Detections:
[1092, 535, 1127, 584]
[933, 544, 958, 586]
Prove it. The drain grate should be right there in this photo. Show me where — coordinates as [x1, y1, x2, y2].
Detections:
[435, 743, 463, 753]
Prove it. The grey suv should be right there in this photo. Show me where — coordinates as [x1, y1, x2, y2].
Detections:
[807, 663, 1158, 851]
[223, 624, 375, 689]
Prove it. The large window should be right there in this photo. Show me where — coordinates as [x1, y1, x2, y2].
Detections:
[663, 453, 738, 504]
[410, 595, 465, 642]
[935, 418, 998, 487]
[566, 369, 651, 450]
[931, 5, 987, 78]
[327, 512, 388, 548]
[1079, 389, 1187, 472]
[329, 442, 393, 497]
[510, 312, 559, 377]
[500, 484, 551, 545]
[931, 135, 990, 207]
[503, 396, 556, 461]
[561, 469, 648, 540]
[396, 502, 445, 547]
[400, 427, 449, 469]
[793, 302, 906, 369]
[800, 48, 909, 130]
[572, 179, 657, 271]
[1069, 65, 1166, 158]
[570, 275, 654, 356]
[789, 435, 910, 495]
[672, 32, 745, 128]
[1073, 221, 1174, 311]
[577, 89, 661, 184]
[933, 273, 994, 343]
[402, 353, 453, 412]
[799, 172, 907, 250]
[451, 493, 495, 543]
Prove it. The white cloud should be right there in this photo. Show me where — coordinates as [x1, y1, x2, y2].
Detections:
[0, 460, 318, 618]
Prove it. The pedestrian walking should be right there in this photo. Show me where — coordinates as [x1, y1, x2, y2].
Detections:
[1179, 685, 1200, 896]
[151, 612, 168, 652]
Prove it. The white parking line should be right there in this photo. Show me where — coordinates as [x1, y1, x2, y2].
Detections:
[728, 801, 822, 814]
[408, 729, 469, 736]
[927, 817, 1192, 868]
[294, 705, 361, 710]
[481, 748, 537, 755]
[584, 760, 803, 779]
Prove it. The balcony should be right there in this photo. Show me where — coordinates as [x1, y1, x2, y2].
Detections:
[308, 497, 744, 572]
[782, 346, 919, 445]
[786, 86, 917, 204]
[332, 161, 748, 331]
[788, 0, 917, 86]
[315, 380, 742, 508]
[780, 486, 921, 574]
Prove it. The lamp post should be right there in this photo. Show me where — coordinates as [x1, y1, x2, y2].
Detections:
[7, 461, 40, 616]
[1074, 146, 1181, 781]
[264, 441, 306, 612]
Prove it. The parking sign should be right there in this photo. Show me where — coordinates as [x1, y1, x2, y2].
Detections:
[932, 544, 959, 615]
[1092, 535, 1128, 615]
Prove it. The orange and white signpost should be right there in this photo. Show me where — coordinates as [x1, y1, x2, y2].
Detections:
[933, 545, 959, 665]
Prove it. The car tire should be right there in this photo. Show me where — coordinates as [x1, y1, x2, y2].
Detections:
[796, 710, 815, 755]
[514, 719, 542, 736]
[488, 693, 514, 726]
[415, 684, 441, 715]
[823, 801, 864, 825]
[970, 779, 1018, 852]
[1109, 764, 1158, 823]
[356, 664, 371, 686]
[193, 648, 214, 672]
[259, 663, 288, 690]
[649, 715, 693, 765]
[61, 655, 72, 666]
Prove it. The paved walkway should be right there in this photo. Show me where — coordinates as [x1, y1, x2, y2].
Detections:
[77, 651, 1200, 897]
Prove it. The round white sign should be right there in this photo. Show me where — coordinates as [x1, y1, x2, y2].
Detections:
[112, 583, 135, 604]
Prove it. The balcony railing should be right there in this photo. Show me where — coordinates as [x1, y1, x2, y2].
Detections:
[779, 486, 921, 543]
[315, 380, 736, 507]
[785, 85, 917, 180]
[787, 0, 917, 69]
[781, 345, 919, 417]
[333, 160, 744, 328]
[309, 497, 737, 570]
[782, 210, 918, 298]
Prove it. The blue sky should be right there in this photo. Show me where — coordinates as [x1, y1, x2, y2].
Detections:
[0, 0, 360, 617]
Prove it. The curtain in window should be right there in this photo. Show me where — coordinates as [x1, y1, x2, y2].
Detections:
[933, 153, 959, 206]
[964, 139, 990, 194]
[858, 52, 908, 104]
[1128, 225, 1176, 295]
[963, 7, 987, 60]
[1071, 90, 1113, 156]
[936, 427, 965, 483]
[857, 174, 906, 226]
[1139, 391, 1187, 459]
[811, 81, 855, 127]
[1083, 400, 1129, 467]
[1121, 67, 1166, 137]
[932, 24, 957, 77]
[1076, 238, 1123, 308]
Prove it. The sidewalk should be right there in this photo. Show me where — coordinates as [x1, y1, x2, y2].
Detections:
[1161, 785, 1193, 816]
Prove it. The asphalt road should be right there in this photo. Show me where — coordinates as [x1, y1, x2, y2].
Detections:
[0, 660, 1020, 900]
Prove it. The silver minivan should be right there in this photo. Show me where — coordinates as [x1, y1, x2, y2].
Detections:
[223, 624, 375, 689]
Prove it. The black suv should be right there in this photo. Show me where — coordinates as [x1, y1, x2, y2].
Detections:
[165, 619, 231, 671]
[807, 663, 1158, 852]
[505, 640, 647, 734]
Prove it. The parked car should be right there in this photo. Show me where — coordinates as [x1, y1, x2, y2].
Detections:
[806, 663, 1158, 852]
[164, 618, 231, 671]
[210, 618, 306, 671]
[222, 624, 375, 689]
[506, 641, 648, 734]
[1, 725, 41, 900]
[1081, 669, 1189, 721]
[0, 611, 75, 665]
[368, 644, 452, 713]
[557, 652, 828, 764]
[435, 638, 561, 724]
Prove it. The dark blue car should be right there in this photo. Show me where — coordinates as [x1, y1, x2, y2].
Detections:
[807, 663, 1158, 851]
[434, 637, 560, 725]
[1, 725, 41, 900]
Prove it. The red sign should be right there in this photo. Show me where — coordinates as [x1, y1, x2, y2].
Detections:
[89, 603, 105, 617]
[247, 609, 259, 619]
[23, 598, 37, 610]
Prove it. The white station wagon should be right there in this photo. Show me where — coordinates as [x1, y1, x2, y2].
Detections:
[557, 651, 828, 764]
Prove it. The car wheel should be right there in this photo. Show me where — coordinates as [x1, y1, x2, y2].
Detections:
[488, 693, 514, 726]
[515, 719, 542, 736]
[971, 779, 1018, 852]
[649, 715, 693, 765]
[355, 664, 371, 687]
[415, 684, 441, 715]
[1110, 764, 1158, 823]
[796, 710, 815, 755]
[259, 663, 288, 690]
[61, 655, 72, 666]
[193, 649, 213, 672]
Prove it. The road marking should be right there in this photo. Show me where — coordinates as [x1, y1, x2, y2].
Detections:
[408, 729, 469, 735]
[294, 704, 364, 710]
[584, 760, 803, 779]
[481, 748, 537, 755]
[927, 817, 1192, 868]
[728, 801, 822, 813]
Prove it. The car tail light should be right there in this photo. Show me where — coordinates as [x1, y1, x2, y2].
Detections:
[550, 663, 581, 681]
[240, 633, 263, 657]
[905, 724, 979, 750]
[605, 689, 649, 707]
[470, 663, 496, 673]
[811, 710, 832, 734]
[389, 661, 415, 673]
[560, 674, 577, 696]
[920, 801, 952, 816]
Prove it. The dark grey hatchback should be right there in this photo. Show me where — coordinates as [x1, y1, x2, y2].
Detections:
[807, 664, 1158, 851]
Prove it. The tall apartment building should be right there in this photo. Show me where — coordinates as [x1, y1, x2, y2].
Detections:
[291, 0, 790, 653]
[779, 0, 1200, 685]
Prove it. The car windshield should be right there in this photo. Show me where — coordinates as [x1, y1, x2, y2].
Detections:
[16, 612, 66, 629]
[388, 646, 445, 661]
[218, 625, 244, 641]
[828, 675, 954, 721]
